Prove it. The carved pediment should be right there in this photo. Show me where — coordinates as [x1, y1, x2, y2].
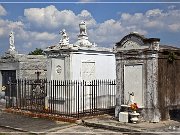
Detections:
[115, 33, 160, 52]
[122, 40, 141, 50]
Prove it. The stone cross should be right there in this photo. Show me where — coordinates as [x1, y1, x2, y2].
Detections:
[35, 70, 41, 80]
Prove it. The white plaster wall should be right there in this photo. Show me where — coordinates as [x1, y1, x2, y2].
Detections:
[46, 51, 116, 112]
[69, 51, 116, 111]
[47, 58, 52, 81]
[70, 52, 116, 80]
[48, 58, 65, 80]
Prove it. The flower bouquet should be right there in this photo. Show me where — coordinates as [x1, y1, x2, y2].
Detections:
[130, 103, 138, 113]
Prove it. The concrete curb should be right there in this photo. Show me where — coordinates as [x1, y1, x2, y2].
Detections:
[82, 120, 142, 132]
[0, 125, 37, 134]
[82, 121, 172, 135]
[44, 123, 77, 132]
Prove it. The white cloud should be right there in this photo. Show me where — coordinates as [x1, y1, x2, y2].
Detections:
[24, 5, 96, 31]
[24, 5, 60, 29]
[94, 19, 123, 36]
[16, 31, 58, 53]
[119, 7, 180, 33]
[78, 10, 96, 27]
[121, 13, 131, 20]
[24, 42, 32, 49]
[0, 19, 24, 37]
[1, 5, 180, 54]
[0, 5, 7, 16]
[146, 9, 162, 17]
[89, 19, 147, 47]
[88, 7, 180, 47]
[0, 16, 57, 54]
[15, 30, 57, 42]
[168, 5, 176, 10]
[32, 32, 57, 41]
[168, 23, 180, 32]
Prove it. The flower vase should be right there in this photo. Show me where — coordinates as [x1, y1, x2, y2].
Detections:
[130, 110, 140, 124]
[133, 110, 136, 113]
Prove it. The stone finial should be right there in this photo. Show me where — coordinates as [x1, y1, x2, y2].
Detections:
[152, 41, 160, 51]
[149, 40, 160, 51]
[59, 29, 70, 46]
[9, 31, 15, 51]
[74, 21, 94, 48]
[79, 21, 87, 36]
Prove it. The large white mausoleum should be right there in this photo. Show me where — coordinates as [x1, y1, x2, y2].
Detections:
[44, 21, 116, 113]
[45, 21, 116, 81]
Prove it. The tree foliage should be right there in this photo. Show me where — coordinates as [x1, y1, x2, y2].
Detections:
[28, 48, 44, 55]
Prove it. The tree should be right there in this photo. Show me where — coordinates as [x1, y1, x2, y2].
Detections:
[28, 48, 45, 55]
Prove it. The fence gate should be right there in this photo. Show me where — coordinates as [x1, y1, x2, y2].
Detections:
[6, 79, 47, 112]
[27, 79, 47, 112]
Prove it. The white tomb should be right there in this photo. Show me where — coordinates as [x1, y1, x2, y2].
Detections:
[45, 21, 116, 81]
[44, 21, 116, 113]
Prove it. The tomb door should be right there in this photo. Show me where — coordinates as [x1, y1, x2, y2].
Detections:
[81, 62, 96, 110]
[81, 62, 95, 82]
[1, 70, 16, 96]
[124, 65, 143, 107]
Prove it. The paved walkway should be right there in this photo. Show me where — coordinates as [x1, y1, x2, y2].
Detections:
[0, 102, 75, 133]
[54, 125, 120, 135]
[0, 102, 119, 134]
[82, 114, 180, 134]
[1, 101, 180, 134]
[0, 110, 120, 134]
[0, 111, 75, 133]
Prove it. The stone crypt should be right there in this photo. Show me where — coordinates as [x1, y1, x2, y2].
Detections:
[44, 21, 116, 81]
[114, 32, 180, 123]
[44, 21, 116, 113]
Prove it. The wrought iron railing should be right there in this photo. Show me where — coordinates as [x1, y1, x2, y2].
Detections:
[6, 79, 116, 118]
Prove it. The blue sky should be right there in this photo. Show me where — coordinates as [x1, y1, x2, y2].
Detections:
[0, 1, 180, 54]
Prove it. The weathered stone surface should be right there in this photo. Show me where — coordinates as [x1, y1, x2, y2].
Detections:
[0, 54, 47, 80]
[19, 61, 47, 70]
[17, 70, 46, 80]
[115, 33, 161, 122]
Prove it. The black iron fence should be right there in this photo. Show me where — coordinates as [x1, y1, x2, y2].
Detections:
[5, 79, 116, 118]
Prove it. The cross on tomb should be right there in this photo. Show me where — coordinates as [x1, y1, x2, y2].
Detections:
[35, 70, 41, 80]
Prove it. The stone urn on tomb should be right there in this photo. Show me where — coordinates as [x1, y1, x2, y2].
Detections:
[129, 111, 140, 124]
